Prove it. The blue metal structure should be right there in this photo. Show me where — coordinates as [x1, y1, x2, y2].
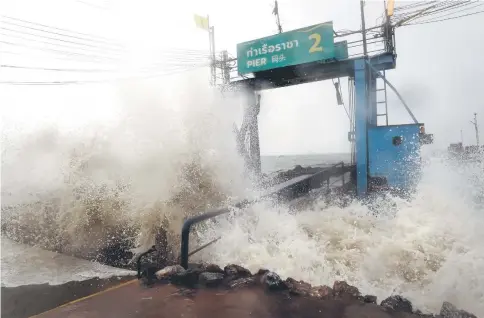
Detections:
[229, 22, 432, 198]
[169, 15, 433, 272]
[353, 58, 369, 196]
[368, 124, 422, 190]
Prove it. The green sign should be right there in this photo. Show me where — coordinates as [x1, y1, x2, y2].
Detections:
[237, 21, 345, 75]
[335, 41, 349, 60]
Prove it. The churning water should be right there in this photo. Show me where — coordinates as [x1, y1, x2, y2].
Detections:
[1, 73, 483, 315]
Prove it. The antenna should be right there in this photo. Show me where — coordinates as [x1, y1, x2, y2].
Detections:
[273, 0, 283, 33]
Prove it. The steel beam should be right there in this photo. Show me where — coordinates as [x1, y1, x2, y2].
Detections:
[354, 58, 368, 197]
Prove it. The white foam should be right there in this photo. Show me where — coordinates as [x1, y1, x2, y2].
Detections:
[1, 73, 483, 316]
[197, 154, 484, 315]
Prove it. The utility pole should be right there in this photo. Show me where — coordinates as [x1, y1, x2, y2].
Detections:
[470, 113, 479, 147]
[273, 0, 283, 34]
[210, 26, 216, 86]
[461, 129, 464, 145]
[206, 16, 216, 86]
[221, 50, 231, 85]
[360, 0, 368, 57]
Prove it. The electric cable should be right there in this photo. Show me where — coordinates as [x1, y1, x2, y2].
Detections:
[399, 0, 475, 24]
[404, 9, 484, 25]
[0, 62, 210, 85]
[0, 64, 115, 73]
[392, 0, 481, 26]
[1, 15, 121, 46]
[0, 26, 214, 58]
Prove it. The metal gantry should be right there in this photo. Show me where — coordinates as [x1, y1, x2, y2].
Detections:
[207, 1, 434, 197]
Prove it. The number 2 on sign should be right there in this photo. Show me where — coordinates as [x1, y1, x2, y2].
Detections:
[308, 33, 323, 53]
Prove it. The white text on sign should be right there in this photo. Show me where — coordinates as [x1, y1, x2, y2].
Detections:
[271, 54, 286, 63]
[246, 41, 299, 58]
[246, 57, 267, 68]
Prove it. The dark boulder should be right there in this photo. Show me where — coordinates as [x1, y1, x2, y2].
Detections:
[380, 295, 413, 313]
[285, 277, 312, 296]
[333, 281, 360, 298]
[170, 268, 203, 288]
[198, 272, 225, 288]
[363, 295, 378, 304]
[440, 302, 477, 318]
[202, 263, 224, 274]
[224, 264, 252, 278]
[259, 271, 287, 291]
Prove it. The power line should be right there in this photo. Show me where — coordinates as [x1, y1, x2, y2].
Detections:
[394, 1, 437, 12]
[392, 0, 481, 26]
[1, 60, 210, 73]
[1, 15, 220, 56]
[0, 19, 120, 50]
[393, 2, 442, 27]
[391, 1, 452, 23]
[404, 2, 483, 24]
[0, 30, 122, 61]
[0, 32, 214, 67]
[0, 25, 215, 58]
[0, 63, 210, 85]
[406, 0, 477, 21]
[0, 39, 119, 63]
[1, 64, 115, 73]
[0, 15, 120, 45]
[404, 9, 484, 25]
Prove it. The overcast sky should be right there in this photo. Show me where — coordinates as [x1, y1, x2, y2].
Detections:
[1, 0, 483, 155]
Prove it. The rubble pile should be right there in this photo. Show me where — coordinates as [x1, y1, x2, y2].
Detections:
[144, 263, 478, 318]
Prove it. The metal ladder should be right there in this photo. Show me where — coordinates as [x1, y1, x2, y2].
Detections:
[375, 70, 389, 126]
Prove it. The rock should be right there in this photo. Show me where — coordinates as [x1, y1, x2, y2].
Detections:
[224, 264, 252, 278]
[310, 286, 333, 299]
[170, 268, 202, 288]
[414, 310, 435, 318]
[380, 295, 413, 313]
[440, 302, 477, 318]
[155, 265, 184, 280]
[363, 295, 378, 304]
[285, 277, 311, 296]
[256, 269, 270, 276]
[283, 278, 333, 299]
[332, 281, 360, 298]
[228, 277, 256, 289]
[198, 272, 224, 288]
[202, 263, 224, 274]
[260, 271, 286, 291]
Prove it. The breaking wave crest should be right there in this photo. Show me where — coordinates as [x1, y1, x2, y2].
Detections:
[196, 152, 484, 315]
[1, 75, 483, 316]
[1, 74, 253, 263]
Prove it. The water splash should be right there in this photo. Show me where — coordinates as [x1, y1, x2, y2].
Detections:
[197, 152, 484, 315]
[1, 73, 483, 316]
[1, 72, 253, 263]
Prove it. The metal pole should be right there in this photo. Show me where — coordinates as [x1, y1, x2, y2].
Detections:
[471, 113, 479, 147]
[360, 0, 370, 190]
[207, 15, 216, 86]
[209, 27, 217, 86]
[273, 0, 283, 33]
[211, 27, 216, 86]
[360, 0, 368, 57]
[222, 50, 230, 84]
